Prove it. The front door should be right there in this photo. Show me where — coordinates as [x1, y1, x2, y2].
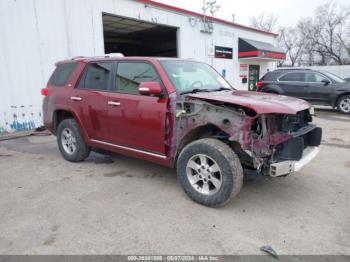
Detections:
[304, 72, 334, 104]
[248, 65, 260, 91]
[105, 61, 168, 154]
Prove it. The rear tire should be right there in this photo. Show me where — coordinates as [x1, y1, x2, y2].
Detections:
[57, 118, 90, 162]
[337, 95, 350, 114]
[176, 138, 243, 207]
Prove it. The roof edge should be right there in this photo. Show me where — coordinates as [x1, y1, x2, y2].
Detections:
[137, 0, 279, 37]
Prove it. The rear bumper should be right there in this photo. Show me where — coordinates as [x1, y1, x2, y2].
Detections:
[269, 146, 319, 177]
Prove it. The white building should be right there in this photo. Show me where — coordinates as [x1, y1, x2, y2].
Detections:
[0, 0, 285, 132]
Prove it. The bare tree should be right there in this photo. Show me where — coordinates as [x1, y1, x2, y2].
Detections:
[297, 18, 319, 65]
[278, 27, 304, 67]
[251, 1, 350, 66]
[250, 13, 278, 32]
[298, 1, 350, 65]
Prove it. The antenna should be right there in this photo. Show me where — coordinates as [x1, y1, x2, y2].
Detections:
[202, 0, 221, 17]
[201, 0, 221, 34]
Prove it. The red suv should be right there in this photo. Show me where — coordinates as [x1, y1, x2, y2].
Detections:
[42, 56, 322, 207]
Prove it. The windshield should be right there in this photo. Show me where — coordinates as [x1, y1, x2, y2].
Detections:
[160, 60, 233, 94]
[320, 71, 346, 83]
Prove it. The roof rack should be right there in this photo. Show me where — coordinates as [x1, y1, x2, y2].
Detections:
[106, 53, 124, 57]
[71, 56, 86, 60]
[71, 53, 124, 60]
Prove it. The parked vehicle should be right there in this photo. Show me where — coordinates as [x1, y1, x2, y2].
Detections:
[42, 56, 322, 207]
[257, 68, 350, 114]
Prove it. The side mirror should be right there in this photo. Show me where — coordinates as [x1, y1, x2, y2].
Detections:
[321, 79, 330, 85]
[138, 82, 162, 96]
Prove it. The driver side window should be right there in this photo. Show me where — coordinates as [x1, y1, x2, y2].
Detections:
[305, 72, 327, 83]
[114, 62, 161, 95]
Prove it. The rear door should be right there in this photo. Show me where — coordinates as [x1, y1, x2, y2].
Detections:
[277, 72, 307, 99]
[304, 72, 333, 103]
[105, 61, 168, 154]
[69, 62, 113, 141]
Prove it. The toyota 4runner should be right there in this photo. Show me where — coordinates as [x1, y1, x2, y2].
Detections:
[42, 56, 322, 207]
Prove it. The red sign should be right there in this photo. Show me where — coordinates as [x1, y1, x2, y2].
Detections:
[239, 64, 248, 77]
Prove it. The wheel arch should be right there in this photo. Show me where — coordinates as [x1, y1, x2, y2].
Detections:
[52, 108, 89, 142]
[334, 92, 350, 108]
[174, 124, 231, 164]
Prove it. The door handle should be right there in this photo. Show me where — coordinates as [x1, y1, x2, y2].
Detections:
[108, 101, 121, 106]
[70, 96, 82, 101]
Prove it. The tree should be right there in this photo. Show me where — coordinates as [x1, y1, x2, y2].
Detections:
[250, 13, 278, 32]
[298, 1, 350, 65]
[278, 27, 304, 67]
[250, 1, 350, 66]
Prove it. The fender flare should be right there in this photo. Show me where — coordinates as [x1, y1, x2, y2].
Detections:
[334, 92, 350, 107]
[52, 104, 90, 142]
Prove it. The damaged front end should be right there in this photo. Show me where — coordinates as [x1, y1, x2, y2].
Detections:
[246, 109, 322, 176]
[171, 94, 322, 177]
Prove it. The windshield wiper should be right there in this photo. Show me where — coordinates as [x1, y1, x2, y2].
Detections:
[180, 88, 210, 95]
[209, 87, 232, 92]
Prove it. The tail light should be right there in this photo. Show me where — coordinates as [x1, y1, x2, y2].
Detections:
[256, 81, 263, 90]
[41, 88, 49, 96]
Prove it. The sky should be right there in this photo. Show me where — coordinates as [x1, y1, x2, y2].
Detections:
[156, 0, 349, 31]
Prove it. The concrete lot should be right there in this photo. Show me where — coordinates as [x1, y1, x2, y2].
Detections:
[0, 108, 349, 255]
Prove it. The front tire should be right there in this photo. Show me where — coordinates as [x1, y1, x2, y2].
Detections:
[337, 95, 350, 114]
[176, 138, 243, 207]
[57, 118, 90, 162]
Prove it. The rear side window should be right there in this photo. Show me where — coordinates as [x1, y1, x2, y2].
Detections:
[49, 63, 77, 86]
[114, 62, 160, 95]
[261, 71, 281, 81]
[279, 72, 305, 82]
[78, 62, 112, 90]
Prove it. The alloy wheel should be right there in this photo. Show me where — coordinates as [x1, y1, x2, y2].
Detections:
[186, 154, 222, 195]
[61, 128, 77, 155]
[339, 98, 350, 113]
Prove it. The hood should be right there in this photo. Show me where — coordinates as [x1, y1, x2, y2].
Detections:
[188, 90, 310, 115]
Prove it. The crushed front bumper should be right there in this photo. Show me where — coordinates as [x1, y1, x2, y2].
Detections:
[269, 146, 319, 177]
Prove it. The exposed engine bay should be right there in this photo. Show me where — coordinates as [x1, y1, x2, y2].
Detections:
[171, 97, 322, 177]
